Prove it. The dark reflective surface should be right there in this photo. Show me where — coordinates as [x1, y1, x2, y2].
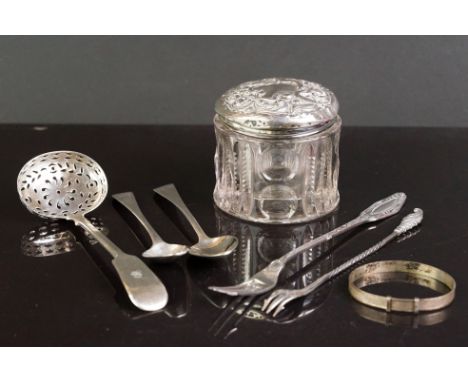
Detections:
[1, 124, 467, 346]
[206, 210, 337, 338]
[353, 303, 451, 328]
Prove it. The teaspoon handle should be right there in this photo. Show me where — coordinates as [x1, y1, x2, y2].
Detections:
[154, 184, 208, 240]
[73, 215, 168, 312]
[112, 192, 164, 245]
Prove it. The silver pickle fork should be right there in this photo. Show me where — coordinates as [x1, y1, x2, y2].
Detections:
[208, 192, 407, 297]
[262, 208, 424, 316]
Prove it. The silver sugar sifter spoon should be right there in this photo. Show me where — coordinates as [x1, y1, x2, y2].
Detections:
[17, 151, 168, 312]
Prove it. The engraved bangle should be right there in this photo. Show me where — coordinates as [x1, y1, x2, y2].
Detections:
[348, 260, 456, 313]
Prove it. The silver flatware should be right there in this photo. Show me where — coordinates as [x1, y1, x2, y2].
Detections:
[17, 151, 168, 312]
[208, 192, 407, 296]
[262, 208, 423, 316]
[113, 192, 188, 259]
[154, 184, 238, 258]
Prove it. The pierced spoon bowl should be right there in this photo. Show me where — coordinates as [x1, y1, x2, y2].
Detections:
[18, 151, 168, 311]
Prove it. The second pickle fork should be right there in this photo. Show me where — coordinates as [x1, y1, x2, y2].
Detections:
[262, 208, 424, 316]
[113, 192, 189, 259]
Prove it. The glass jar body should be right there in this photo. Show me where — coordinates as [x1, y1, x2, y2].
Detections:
[213, 117, 341, 224]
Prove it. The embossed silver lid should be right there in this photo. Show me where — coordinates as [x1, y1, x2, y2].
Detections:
[215, 78, 339, 138]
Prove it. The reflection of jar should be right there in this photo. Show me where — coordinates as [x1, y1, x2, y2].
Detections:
[213, 78, 341, 224]
[215, 208, 336, 285]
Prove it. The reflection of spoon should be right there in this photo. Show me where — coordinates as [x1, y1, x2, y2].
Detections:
[209, 275, 331, 339]
[112, 192, 188, 259]
[154, 184, 238, 258]
[21, 218, 107, 257]
[17, 150, 168, 312]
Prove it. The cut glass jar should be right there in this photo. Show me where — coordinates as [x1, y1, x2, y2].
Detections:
[213, 78, 341, 224]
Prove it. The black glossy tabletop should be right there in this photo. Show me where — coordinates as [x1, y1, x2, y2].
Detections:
[1, 124, 467, 346]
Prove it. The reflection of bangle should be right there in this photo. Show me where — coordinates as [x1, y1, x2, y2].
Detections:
[348, 260, 456, 313]
[353, 302, 451, 328]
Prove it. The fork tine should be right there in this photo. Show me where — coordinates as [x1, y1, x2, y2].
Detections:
[265, 294, 286, 315]
[262, 294, 278, 313]
[272, 303, 286, 317]
[261, 293, 277, 311]
[272, 296, 294, 317]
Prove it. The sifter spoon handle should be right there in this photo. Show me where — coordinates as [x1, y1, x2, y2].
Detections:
[73, 215, 168, 312]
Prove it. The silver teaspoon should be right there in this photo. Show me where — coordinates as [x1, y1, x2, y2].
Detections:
[209, 192, 407, 296]
[153, 184, 238, 258]
[112, 192, 188, 259]
[17, 151, 168, 312]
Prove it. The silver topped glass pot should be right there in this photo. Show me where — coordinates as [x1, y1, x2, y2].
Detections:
[213, 78, 341, 224]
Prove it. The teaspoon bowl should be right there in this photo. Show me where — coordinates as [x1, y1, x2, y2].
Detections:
[189, 235, 238, 258]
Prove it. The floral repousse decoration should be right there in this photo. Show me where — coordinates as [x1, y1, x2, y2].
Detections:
[221, 78, 336, 118]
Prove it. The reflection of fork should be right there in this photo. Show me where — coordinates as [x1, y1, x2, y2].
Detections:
[208, 218, 374, 338]
[209, 263, 332, 339]
[209, 248, 337, 338]
[208, 296, 259, 339]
